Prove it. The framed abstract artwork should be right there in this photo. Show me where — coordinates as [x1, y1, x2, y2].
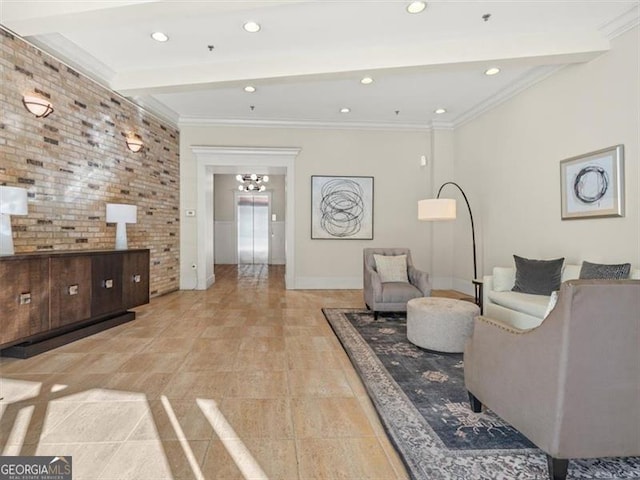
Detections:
[560, 145, 624, 220]
[311, 175, 374, 239]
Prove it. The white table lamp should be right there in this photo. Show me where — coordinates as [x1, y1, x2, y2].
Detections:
[0, 186, 28, 255]
[106, 203, 137, 250]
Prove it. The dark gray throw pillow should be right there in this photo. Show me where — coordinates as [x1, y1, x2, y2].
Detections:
[512, 255, 564, 296]
[579, 261, 631, 279]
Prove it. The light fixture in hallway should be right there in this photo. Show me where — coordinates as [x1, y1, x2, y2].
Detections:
[236, 173, 269, 192]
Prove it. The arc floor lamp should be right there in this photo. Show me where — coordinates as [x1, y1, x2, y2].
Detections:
[418, 182, 480, 305]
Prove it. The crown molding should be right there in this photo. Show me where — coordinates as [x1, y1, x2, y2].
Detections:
[179, 116, 430, 132]
[26, 32, 116, 88]
[190, 146, 301, 157]
[453, 64, 565, 128]
[129, 96, 180, 126]
[599, 4, 640, 40]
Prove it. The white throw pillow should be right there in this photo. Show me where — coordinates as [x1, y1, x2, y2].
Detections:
[373, 254, 408, 283]
[543, 291, 559, 319]
[493, 267, 515, 292]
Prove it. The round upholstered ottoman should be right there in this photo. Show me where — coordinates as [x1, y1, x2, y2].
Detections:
[407, 297, 480, 353]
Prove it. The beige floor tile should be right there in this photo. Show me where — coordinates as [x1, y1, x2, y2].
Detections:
[34, 442, 121, 480]
[191, 337, 242, 354]
[217, 398, 293, 439]
[179, 350, 237, 372]
[39, 401, 149, 444]
[98, 440, 175, 480]
[288, 368, 354, 397]
[291, 397, 376, 438]
[202, 438, 298, 480]
[161, 372, 231, 400]
[238, 336, 285, 352]
[129, 399, 215, 441]
[285, 350, 343, 370]
[233, 349, 286, 371]
[0, 353, 88, 375]
[160, 439, 210, 480]
[104, 372, 176, 400]
[297, 437, 398, 480]
[226, 371, 289, 398]
[63, 352, 134, 374]
[143, 337, 197, 354]
[118, 352, 185, 373]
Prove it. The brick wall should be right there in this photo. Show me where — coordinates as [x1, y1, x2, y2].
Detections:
[0, 28, 180, 296]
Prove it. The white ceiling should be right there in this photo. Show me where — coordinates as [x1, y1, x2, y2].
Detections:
[2, 1, 638, 128]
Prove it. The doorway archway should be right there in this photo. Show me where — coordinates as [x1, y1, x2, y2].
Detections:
[191, 146, 300, 289]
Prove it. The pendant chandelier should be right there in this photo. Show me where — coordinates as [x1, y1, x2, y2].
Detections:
[236, 173, 269, 192]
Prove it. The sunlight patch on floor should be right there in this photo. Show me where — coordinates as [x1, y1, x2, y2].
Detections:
[197, 398, 269, 480]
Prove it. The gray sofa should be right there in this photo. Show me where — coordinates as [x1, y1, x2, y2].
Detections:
[465, 279, 640, 480]
[363, 247, 431, 318]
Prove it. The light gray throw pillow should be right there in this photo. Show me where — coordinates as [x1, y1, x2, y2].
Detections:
[374, 254, 408, 283]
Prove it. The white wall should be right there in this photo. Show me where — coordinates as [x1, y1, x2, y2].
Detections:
[180, 126, 433, 288]
[454, 27, 640, 279]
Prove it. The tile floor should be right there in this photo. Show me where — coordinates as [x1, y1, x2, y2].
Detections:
[0, 264, 409, 480]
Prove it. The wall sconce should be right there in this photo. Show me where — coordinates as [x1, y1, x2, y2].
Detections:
[22, 95, 54, 118]
[0, 186, 28, 255]
[125, 134, 143, 153]
[106, 203, 137, 250]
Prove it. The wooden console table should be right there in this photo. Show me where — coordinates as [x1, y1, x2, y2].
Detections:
[0, 249, 149, 358]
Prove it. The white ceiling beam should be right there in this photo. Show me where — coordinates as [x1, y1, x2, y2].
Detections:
[116, 30, 609, 96]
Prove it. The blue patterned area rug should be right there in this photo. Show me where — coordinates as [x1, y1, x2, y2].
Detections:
[323, 308, 640, 480]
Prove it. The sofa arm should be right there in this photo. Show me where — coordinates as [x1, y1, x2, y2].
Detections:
[482, 274, 493, 309]
[408, 265, 431, 296]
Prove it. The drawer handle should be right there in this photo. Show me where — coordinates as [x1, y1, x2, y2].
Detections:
[103, 279, 114, 289]
[68, 284, 79, 296]
[19, 292, 32, 305]
[132, 274, 141, 283]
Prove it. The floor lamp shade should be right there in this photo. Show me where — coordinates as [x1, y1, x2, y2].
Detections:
[0, 186, 28, 255]
[418, 198, 456, 221]
[106, 203, 137, 250]
[418, 182, 477, 280]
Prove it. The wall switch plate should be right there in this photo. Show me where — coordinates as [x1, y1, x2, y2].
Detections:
[19, 293, 32, 305]
[420, 155, 427, 167]
[68, 284, 79, 295]
[185, 209, 196, 217]
[103, 279, 113, 289]
[133, 274, 141, 283]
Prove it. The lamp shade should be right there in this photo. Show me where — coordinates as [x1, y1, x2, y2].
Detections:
[22, 95, 54, 118]
[418, 198, 456, 221]
[106, 203, 137, 224]
[0, 186, 28, 215]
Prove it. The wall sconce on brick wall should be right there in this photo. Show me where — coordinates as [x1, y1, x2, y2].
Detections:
[22, 95, 54, 118]
[125, 133, 144, 153]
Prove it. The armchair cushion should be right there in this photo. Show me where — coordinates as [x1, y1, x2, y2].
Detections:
[373, 254, 408, 283]
[512, 255, 564, 295]
[381, 282, 422, 303]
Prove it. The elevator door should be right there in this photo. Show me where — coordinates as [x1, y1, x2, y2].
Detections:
[237, 193, 270, 264]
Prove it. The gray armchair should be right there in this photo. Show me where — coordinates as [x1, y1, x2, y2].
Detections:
[464, 279, 640, 480]
[363, 248, 431, 318]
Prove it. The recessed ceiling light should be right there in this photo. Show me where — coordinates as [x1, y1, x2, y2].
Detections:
[360, 76, 374, 85]
[406, 1, 427, 14]
[485, 67, 501, 76]
[434, 108, 447, 114]
[151, 32, 169, 42]
[243, 21, 261, 33]
[244, 86, 256, 93]
[340, 107, 351, 114]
